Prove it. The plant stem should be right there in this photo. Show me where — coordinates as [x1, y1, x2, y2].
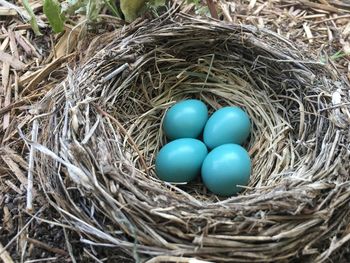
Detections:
[206, 0, 218, 19]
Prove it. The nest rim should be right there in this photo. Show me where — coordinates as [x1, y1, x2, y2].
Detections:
[31, 13, 350, 262]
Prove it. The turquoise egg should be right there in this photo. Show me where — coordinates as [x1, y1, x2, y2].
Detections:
[201, 144, 251, 196]
[156, 138, 208, 183]
[203, 106, 251, 149]
[163, 99, 208, 140]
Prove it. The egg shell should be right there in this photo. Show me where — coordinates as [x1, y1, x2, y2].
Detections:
[203, 106, 251, 149]
[156, 138, 208, 183]
[201, 144, 251, 196]
[163, 99, 208, 140]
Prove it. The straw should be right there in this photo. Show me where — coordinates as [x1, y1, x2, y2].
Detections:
[29, 12, 350, 262]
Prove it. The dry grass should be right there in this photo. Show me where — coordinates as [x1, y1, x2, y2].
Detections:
[19, 9, 350, 262]
[1, 1, 350, 262]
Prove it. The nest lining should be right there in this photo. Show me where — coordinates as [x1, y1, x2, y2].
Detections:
[32, 13, 350, 262]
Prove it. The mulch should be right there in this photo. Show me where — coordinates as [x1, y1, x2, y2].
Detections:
[0, 1, 349, 262]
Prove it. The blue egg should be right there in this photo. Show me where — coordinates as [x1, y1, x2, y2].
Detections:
[163, 99, 208, 140]
[201, 144, 251, 196]
[156, 138, 208, 183]
[203, 106, 251, 149]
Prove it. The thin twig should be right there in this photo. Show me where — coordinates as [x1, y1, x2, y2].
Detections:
[26, 118, 38, 212]
[0, 208, 44, 257]
[26, 238, 69, 256]
[0, 242, 14, 263]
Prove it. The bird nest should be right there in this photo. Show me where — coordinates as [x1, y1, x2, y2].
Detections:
[31, 13, 350, 262]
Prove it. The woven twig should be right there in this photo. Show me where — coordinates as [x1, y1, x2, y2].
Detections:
[30, 12, 350, 262]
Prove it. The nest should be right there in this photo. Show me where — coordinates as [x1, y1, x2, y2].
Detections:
[31, 13, 350, 262]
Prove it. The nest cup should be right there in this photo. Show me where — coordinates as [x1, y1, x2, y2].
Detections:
[34, 14, 350, 262]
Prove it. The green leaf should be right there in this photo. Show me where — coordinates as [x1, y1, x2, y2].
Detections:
[187, 0, 201, 4]
[330, 50, 348, 61]
[43, 0, 65, 33]
[86, 0, 102, 21]
[64, 0, 87, 15]
[22, 0, 41, 35]
[149, 0, 166, 7]
[103, 0, 122, 18]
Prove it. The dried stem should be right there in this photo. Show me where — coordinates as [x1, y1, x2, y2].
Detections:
[28, 11, 350, 263]
[26, 118, 38, 212]
[206, 0, 218, 19]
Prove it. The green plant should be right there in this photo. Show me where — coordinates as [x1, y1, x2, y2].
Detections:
[330, 50, 349, 60]
[320, 50, 349, 63]
[26, 0, 210, 34]
[43, 0, 65, 33]
[22, 0, 41, 35]
[25, 0, 123, 34]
